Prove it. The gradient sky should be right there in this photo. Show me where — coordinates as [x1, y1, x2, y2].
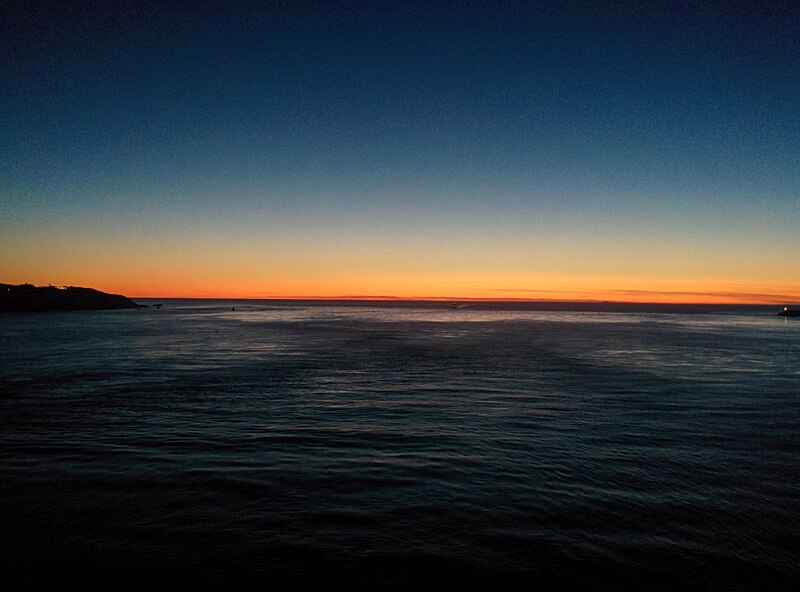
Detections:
[2, 1, 798, 302]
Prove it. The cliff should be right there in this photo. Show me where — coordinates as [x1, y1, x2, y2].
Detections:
[0, 283, 145, 312]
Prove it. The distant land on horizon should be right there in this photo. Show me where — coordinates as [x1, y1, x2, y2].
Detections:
[135, 294, 781, 304]
[122, 286, 800, 306]
[0, 283, 145, 312]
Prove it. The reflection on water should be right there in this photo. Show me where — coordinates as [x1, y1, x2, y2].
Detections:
[1, 301, 798, 588]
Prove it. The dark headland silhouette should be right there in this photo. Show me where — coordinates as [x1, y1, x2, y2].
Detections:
[0, 283, 145, 312]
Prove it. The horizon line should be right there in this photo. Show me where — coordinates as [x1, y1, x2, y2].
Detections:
[6, 282, 795, 306]
[127, 294, 797, 306]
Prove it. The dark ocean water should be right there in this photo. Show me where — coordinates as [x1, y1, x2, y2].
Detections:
[1, 300, 798, 588]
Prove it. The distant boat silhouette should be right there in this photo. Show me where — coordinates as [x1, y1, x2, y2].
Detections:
[451, 303, 470, 309]
[778, 306, 800, 317]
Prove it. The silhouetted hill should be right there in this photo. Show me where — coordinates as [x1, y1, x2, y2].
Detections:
[0, 284, 145, 312]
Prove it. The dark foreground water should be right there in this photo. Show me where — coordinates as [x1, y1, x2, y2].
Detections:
[1, 301, 798, 588]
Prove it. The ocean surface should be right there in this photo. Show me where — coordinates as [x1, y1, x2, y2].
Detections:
[1, 300, 798, 588]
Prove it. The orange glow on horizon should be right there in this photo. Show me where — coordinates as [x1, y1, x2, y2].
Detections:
[3, 242, 798, 305]
[113, 278, 800, 305]
[4, 213, 799, 306]
[3, 275, 798, 305]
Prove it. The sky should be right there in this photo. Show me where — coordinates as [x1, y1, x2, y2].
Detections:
[1, 1, 798, 302]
